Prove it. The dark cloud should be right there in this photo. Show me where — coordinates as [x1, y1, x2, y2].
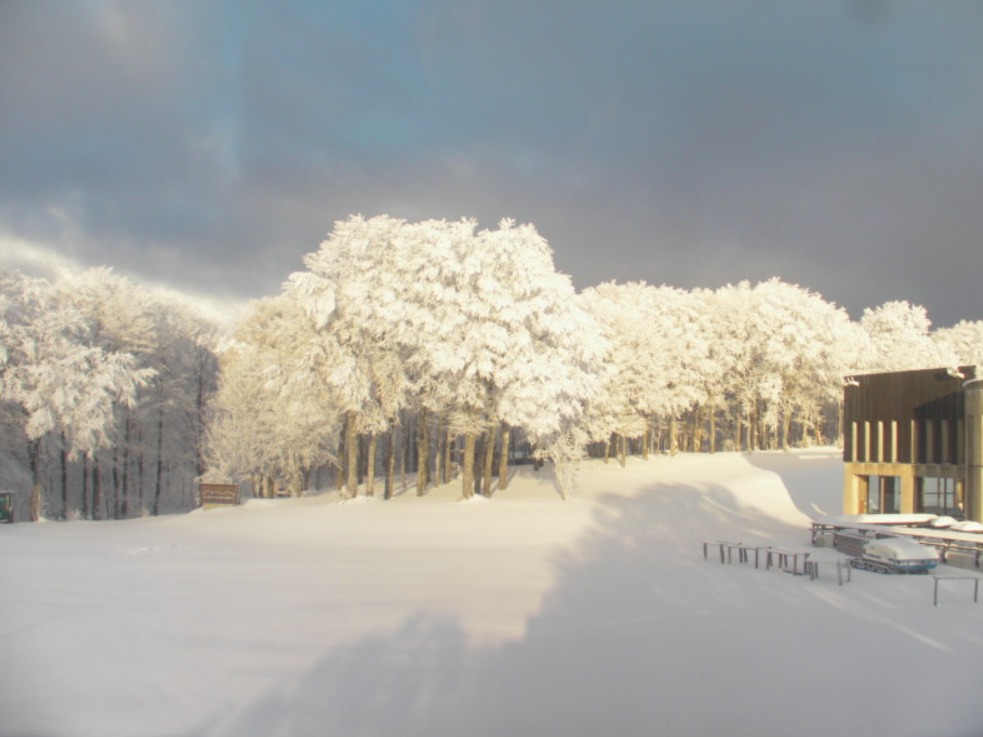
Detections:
[1, 1, 982, 325]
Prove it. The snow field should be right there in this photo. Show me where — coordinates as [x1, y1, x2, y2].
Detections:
[2, 449, 983, 737]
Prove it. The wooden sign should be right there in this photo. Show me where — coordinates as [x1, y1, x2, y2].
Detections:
[198, 483, 240, 508]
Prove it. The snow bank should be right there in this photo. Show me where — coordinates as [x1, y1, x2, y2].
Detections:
[2, 449, 982, 737]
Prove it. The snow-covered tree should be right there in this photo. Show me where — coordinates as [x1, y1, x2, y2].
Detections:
[933, 320, 983, 366]
[206, 293, 342, 497]
[697, 280, 862, 452]
[0, 271, 150, 520]
[286, 215, 419, 497]
[579, 282, 709, 460]
[284, 215, 606, 499]
[704, 282, 764, 450]
[860, 300, 953, 371]
[752, 278, 860, 448]
[55, 268, 219, 517]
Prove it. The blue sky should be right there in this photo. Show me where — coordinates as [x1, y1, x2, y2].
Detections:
[2, 1, 983, 325]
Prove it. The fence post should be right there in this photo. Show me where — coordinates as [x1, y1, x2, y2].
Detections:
[837, 561, 847, 586]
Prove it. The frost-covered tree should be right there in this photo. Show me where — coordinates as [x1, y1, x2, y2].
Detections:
[752, 279, 860, 448]
[579, 282, 708, 460]
[55, 268, 219, 517]
[933, 320, 983, 366]
[0, 271, 150, 520]
[706, 282, 765, 450]
[286, 215, 419, 497]
[695, 280, 862, 452]
[0, 268, 219, 521]
[284, 215, 606, 499]
[860, 300, 953, 371]
[401, 218, 606, 497]
[578, 283, 655, 456]
[689, 287, 729, 452]
[206, 294, 341, 497]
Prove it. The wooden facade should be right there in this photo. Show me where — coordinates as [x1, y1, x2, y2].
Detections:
[842, 366, 983, 522]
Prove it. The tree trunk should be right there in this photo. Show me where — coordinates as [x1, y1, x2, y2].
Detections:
[345, 410, 358, 498]
[400, 422, 407, 493]
[781, 408, 792, 451]
[112, 444, 121, 520]
[366, 433, 377, 497]
[385, 426, 396, 500]
[670, 417, 679, 456]
[120, 414, 131, 518]
[92, 456, 103, 521]
[755, 400, 764, 450]
[406, 413, 416, 473]
[152, 401, 165, 516]
[60, 432, 69, 520]
[194, 348, 209, 478]
[29, 437, 42, 522]
[693, 406, 704, 453]
[416, 409, 429, 496]
[82, 455, 91, 519]
[752, 400, 761, 451]
[734, 405, 743, 452]
[136, 422, 145, 513]
[435, 417, 445, 487]
[709, 405, 717, 453]
[444, 429, 454, 483]
[461, 433, 477, 499]
[481, 428, 495, 496]
[498, 426, 511, 491]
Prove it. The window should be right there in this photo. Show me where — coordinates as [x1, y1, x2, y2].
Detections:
[917, 477, 963, 518]
[865, 475, 900, 514]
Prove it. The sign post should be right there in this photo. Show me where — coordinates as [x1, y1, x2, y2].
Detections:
[198, 483, 241, 509]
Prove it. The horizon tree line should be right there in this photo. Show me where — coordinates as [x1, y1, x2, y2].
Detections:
[3, 215, 983, 518]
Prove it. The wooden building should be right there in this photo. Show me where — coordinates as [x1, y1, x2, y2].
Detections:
[843, 366, 983, 522]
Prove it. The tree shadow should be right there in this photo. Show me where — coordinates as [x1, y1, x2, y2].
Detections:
[210, 478, 983, 737]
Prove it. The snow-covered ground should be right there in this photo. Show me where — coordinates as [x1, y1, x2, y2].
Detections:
[3, 449, 983, 737]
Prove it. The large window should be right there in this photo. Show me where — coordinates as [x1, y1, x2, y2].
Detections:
[864, 475, 900, 514]
[917, 477, 963, 518]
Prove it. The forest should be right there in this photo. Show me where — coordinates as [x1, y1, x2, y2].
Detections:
[3, 215, 983, 520]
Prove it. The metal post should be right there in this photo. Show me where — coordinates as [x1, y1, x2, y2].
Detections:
[934, 577, 940, 607]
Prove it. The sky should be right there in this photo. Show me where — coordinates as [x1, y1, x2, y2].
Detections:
[2, 0, 983, 327]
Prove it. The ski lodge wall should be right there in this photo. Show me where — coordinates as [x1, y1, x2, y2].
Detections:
[843, 366, 983, 523]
